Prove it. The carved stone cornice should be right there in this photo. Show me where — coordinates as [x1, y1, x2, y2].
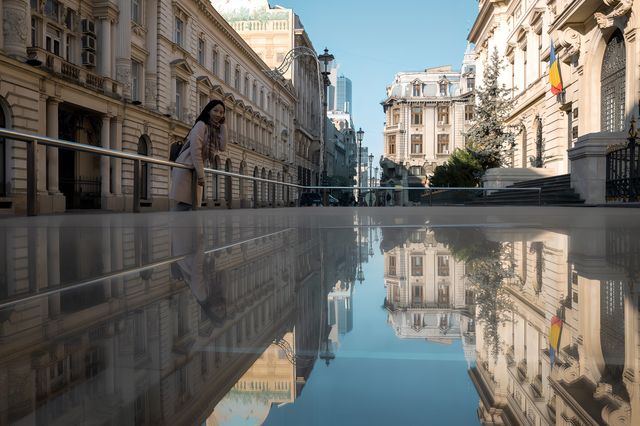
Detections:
[93, 1, 120, 24]
[559, 27, 581, 62]
[594, 0, 632, 29]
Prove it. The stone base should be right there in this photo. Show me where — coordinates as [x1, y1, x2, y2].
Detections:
[127, 196, 169, 212]
[240, 199, 252, 209]
[568, 132, 624, 204]
[481, 168, 556, 193]
[102, 195, 126, 212]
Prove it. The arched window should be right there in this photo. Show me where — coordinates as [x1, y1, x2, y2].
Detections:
[601, 30, 626, 132]
[137, 136, 150, 200]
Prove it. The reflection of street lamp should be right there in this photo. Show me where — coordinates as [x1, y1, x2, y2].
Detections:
[374, 167, 379, 187]
[318, 48, 334, 194]
[368, 153, 374, 188]
[356, 128, 364, 204]
[319, 338, 335, 366]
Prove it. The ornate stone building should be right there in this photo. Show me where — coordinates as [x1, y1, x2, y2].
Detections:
[211, 0, 324, 188]
[380, 52, 476, 191]
[468, 0, 640, 202]
[0, 0, 298, 214]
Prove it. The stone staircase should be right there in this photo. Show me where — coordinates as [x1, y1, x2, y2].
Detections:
[472, 174, 585, 205]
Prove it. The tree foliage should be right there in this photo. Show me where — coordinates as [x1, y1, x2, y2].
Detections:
[429, 148, 483, 188]
[466, 48, 517, 169]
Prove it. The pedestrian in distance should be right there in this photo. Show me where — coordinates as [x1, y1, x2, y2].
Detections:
[170, 100, 227, 211]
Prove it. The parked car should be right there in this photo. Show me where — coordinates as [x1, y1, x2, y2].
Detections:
[299, 192, 322, 206]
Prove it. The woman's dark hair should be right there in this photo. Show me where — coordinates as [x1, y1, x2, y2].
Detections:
[195, 99, 225, 125]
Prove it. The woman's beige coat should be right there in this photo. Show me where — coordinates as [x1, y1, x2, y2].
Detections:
[170, 121, 227, 206]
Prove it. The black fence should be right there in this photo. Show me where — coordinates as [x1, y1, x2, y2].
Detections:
[606, 135, 640, 202]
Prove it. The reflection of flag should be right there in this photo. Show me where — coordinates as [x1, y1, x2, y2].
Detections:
[549, 41, 563, 95]
[549, 315, 563, 368]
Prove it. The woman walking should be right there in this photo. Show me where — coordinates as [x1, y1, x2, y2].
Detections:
[170, 100, 227, 210]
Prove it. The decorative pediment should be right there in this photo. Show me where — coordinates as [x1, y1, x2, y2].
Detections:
[172, 1, 190, 21]
[224, 92, 236, 103]
[211, 84, 224, 96]
[170, 59, 194, 76]
[196, 75, 214, 90]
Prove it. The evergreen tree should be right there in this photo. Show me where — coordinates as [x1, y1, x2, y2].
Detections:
[429, 148, 483, 187]
[467, 48, 516, 169]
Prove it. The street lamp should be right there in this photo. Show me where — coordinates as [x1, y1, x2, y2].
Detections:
[356, 128, 364, 205]
[318, 48, 334, 204]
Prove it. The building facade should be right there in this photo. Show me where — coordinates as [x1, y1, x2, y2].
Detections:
[213, 0, 324, 187]
[468, 0, 640, 197]
[381, 59, 476, 191]
[0, 0, 298, 214]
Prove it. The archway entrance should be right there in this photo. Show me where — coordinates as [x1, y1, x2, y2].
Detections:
[601, 30, 626, 132]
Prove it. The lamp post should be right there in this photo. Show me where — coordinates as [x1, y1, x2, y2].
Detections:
[368, 153, 374, 205]
[318, 48, 334, 205]
[356, 128, 364, 205]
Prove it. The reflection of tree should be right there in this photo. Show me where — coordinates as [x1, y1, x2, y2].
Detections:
[433, 227, 519, 358]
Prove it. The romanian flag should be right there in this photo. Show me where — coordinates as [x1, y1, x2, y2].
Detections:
[549, 315, 563, 368]
[549, 41, 563, 95]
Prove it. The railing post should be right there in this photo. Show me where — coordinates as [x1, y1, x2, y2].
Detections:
[133, 159, 141, 213]
[538, 188, 542, 206]
[27, 139, 38, 216]
[191, 170, 198, 211]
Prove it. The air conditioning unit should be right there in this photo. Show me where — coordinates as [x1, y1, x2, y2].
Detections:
[81, 18, 96, 35]
[81, 34, 96, 51]
[82, 50, 96, 67]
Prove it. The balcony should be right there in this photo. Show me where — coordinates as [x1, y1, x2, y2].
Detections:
[27, 47, 116, 96]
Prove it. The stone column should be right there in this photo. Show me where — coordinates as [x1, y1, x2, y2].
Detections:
[145, 0, 158, 109]
[46, 98, 60, 194]
[101, 115, 111, 198]
[2, 0, 28, 61]
[98, 17, 112, 79]
[37, 95, 47, 194]
[115, 0, 132, 100]
[110, 117, 122, 196]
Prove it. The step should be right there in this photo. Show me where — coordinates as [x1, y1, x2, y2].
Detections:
[508, 174, 571, 188]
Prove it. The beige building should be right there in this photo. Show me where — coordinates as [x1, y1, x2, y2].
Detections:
[468, 0, 640, 203]
[0, 0, 298, 215]
[381, 53, 476, 190]
[212, 0, 324, 187]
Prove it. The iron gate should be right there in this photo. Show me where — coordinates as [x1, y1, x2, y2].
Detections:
[606, 135, 639, 202]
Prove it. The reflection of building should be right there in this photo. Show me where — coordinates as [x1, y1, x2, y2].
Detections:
[382, 228, 475, 349]
[327, 280, 354, 350]
[468, 227, 640, 426]
[0, 215, 315, 425]
[207, 332, 296, 425]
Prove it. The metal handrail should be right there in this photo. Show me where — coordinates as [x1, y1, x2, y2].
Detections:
[0, 127, 543, 214]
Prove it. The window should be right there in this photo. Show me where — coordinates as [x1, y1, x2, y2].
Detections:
[31, 17, 40, 47]
[197, 38, 205, 65]
[175, 17, 184, 47]
[465, 105, 474, 121]
[412, 286, 423, 303]
[387, 135, 396, 155]
[175, 79, 185, 120]
[437, 106, 449, 124]
[244, 75, 250, 97]
[137, 136, 149, 200]
[392, 109, 400, 125]
[437, 255, 450, 276]
[437, 134, 450, 154]
[131, 60, 142, 102]
[410, 166, 423, 176]
[388, 256, 396, 276]
[412, 82, 422, 97]
[410, 134, 423, 154]
[199, 92, 208, 112]
[439, 81, 448, 96]
[44, 0, 59, 20]
[234, 67, 240, 91]
[65, 34, 76, 63]
[132, 0, 142, 25]
[64, 9, 75, 30]
[467, 77, 475, 90]
[45, 25, 61, 56]
[224, 58, 230, 84]
[260, 89, 264, 109]
[211, 48, 218, 75]
[411, 256, 423, 276]
[252, 81, 257, 103]
[411, 107, 423, 125]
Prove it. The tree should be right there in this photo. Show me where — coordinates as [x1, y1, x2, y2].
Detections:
[429, 148, 483, 188]
[466, 48, 517, 170]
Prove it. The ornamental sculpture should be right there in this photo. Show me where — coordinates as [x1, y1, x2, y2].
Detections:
[594, 0, 633, 29]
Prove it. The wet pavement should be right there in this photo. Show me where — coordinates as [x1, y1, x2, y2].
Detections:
[0, 207, 638, 425]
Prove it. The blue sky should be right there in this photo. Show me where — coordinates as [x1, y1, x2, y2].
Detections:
[274, 0, 479, 169]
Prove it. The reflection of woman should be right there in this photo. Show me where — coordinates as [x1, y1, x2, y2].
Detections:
[171, 226, 227, 326]
[170, 100, 227, 211]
